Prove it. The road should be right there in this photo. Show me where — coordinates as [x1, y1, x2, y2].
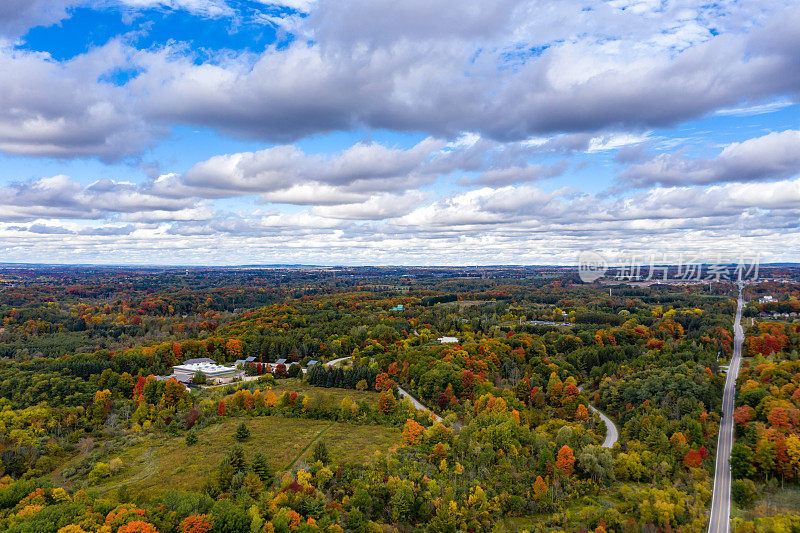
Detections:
[326, 356, 441, 421]
[578, 385, 619, 448]
[587, 402, 618, 448]
[708, 283, 745, 533]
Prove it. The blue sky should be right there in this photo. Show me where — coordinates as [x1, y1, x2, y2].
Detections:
[0, 0, 798, 265]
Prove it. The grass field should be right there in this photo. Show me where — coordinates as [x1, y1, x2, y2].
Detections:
[67, 416, 400, 500]
[731, 484, 800, 524]
[197, 377, 382, 407]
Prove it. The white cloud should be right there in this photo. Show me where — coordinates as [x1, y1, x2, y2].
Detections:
[618, 129, 800, 188]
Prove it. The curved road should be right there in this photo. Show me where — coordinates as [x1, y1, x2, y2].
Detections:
[578, 385, 619, 448]
[587, 402, 618, 448]
[708, 283, 745, 533]
[326, 356, 441, 421]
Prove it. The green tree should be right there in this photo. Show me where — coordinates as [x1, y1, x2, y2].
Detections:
[731, 443, 756, 478]
[235, 422, 251, 441]
[312, 440, 330, 464]
[251, 453, 273, 483]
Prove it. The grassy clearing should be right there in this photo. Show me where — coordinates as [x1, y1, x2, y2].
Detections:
[197, 377, 381, 407]
[71, 416, 400, 501]
[732, 484, 800, 524]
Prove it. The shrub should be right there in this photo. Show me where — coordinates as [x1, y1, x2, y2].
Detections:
[732, 479, 758, 507]
[186, 432, 198, 445]
[89, 462, 111, 482]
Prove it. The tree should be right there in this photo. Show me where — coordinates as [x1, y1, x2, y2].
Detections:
[577, 445, 614, 482]
[378, 389, 396, 414]
[118, 522, 158, 533]
[235, 422, 250, 441]
[731, 479, 757, 507]
[217, 401, 226, 416]
[575, 404, 589, 421]
[683, 449, 703, 469]
[556, 445, 575, 477]
[251, 453, 273, 482]
[192, 371, 207, 385]
[532, 476, 547, 500]
[731, 443, 756, 478]
[733, 405, 755, 427]
[403, 419, 425, 445]
[768, 407, 791, 429]
[312, 440, 330, 464]
[226, 339, 243, 359]
[179, 514, 214, 533]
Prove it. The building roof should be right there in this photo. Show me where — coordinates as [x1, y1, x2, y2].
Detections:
[173, 361, 237, 376]
[275, 358, 287, 365]
[437, 336, 459, 343]
[182, 357, 216, 365]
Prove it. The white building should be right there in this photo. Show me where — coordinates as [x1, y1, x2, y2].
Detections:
[172, 361, 239, 383]
[437, 336, 459, 344]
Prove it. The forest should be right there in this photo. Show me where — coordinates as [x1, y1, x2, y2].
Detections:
[0, 265, 798, 532]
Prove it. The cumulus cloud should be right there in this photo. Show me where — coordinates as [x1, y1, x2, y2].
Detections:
[0, 0, 76, 38]
[0, 43, 152, 161]
[1, 1, 798, 159]
[2, 177, 799, 264]
[0, 175, 198, 222]
[618, 130, 800, 188]
[123, 2, 800, 144]
[459, 161, 569, 187]
[150, 138, 444, 200]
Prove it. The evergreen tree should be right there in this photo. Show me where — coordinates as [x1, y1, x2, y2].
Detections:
[235, 422, 250, 441]
[251, 452, 274, 482]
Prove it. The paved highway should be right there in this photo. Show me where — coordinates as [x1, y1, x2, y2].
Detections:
[708, 283, 745, 533]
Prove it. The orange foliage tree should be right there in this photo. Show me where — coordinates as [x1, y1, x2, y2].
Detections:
[179, 514, 214, 533]
[403, 419, 425, 445]
[556, 445, 575, 477]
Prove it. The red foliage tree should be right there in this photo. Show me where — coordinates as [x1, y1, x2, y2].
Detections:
[683, 449, 703, 468]
[734, 405, 755, 427]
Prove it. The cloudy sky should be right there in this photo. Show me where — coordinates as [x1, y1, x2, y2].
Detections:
[0, 0, 798, 265]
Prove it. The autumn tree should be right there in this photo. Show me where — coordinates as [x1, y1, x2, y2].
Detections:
[179, 514, 214, 533]
[556, 445, 575, 477]
[403, 419, 424, 445]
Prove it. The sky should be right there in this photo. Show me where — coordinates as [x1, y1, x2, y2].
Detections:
[0, 0, 798, 266]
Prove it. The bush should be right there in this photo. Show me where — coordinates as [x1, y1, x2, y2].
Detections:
[89, 462, 111, 482]
[186, 432, 198, 445]
[732, 479, 758, 507]
[192, 371, 207, 384]
[287, 364, 302, 378]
